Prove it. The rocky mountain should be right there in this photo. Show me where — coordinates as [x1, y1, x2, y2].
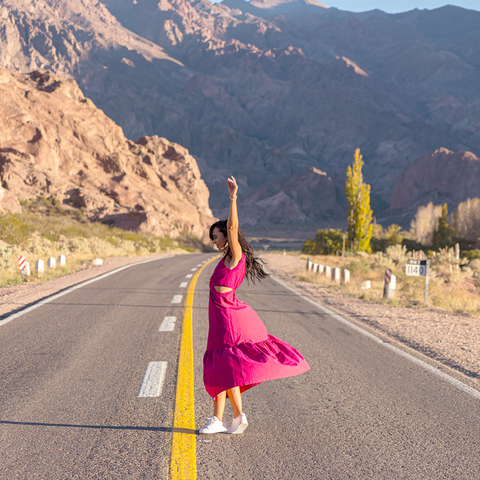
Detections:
[0, 66, 215, 239]
[1, 0, 480, 234]
[241, 167, 345, 227]
[390, 148, 480, 224]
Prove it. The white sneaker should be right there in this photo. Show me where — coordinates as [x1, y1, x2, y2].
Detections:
[199, 416, 227, 434]
[227, 413, 248, 434]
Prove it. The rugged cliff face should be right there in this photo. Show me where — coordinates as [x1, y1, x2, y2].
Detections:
[0, 67, 215, 239]
[390, 148, 480, 218]
[1, 0, 480, 232]
[99, 0, 480, 213]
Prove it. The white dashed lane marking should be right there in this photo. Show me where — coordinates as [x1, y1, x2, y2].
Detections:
[179, 282, 188, 288]
[138, 362, 168, 397]
[159, 316, 176, 332]
[185, 274, 193, 278]
[171, 295, 183, 304]
[191, 268, 198, 272]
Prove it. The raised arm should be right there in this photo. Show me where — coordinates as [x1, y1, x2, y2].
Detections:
[227, 176, 242, 264]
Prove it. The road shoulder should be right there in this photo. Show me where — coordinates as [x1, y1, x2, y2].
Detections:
[263, 253, 480, 390]
[0, 253, 187, 318]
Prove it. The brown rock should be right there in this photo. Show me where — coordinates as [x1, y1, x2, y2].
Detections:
[239, 167, 346, 229]
[0, 187, 21, 214]
[0, 66, 215, 240]
[390, 148, 480, 214]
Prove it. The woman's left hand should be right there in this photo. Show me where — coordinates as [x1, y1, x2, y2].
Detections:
[227, 176, 238, 198]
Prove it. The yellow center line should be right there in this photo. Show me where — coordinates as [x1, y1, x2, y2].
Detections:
[169, 255, 220, 480]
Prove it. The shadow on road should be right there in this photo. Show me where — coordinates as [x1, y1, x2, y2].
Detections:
[0, 420, 198, 435]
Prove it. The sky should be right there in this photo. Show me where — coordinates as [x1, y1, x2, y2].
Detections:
[210, 0, 480, 13]
[325, 1, 479, 13]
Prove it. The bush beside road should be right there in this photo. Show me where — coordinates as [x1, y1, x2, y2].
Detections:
[0, 199, 195, 287]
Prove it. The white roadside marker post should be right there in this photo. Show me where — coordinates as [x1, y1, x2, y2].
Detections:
[324, 265, 331, 278]
[383, 268, 396, 299]
[332, 267, 341, 283]
[25, 262, 31, 276]
[341, 269, 350, 284]
[58, 255, 66, 266]
[361, 280, 371, 290]
[47, 257, 56, 269]
[35, 259, 44, 274]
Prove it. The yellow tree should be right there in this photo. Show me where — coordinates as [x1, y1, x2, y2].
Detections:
[345, 148, 373, 252]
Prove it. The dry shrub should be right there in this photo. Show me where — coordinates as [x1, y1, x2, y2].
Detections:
[410, 202, 442, 245]
[455, 197, 480, 241]
[298, 247, 480, 316]
[0, 202, 191, 287]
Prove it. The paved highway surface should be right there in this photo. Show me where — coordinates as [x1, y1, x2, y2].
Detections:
[1, 254, 479, 479]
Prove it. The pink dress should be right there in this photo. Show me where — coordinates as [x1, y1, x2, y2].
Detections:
[203, 253, 310, 399]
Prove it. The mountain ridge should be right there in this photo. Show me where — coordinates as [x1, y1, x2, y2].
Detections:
[1, 0, 480, 233]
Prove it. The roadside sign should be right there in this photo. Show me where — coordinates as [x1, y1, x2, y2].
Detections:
[406, 259, 428, 277]
[406, 259, 430, 303]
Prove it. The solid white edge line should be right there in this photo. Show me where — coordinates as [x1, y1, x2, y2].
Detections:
[159, 316, 177, 332]
[171, 295, 183, 304]
[138, 361, 168, 397]
[270, 275, 480, 401]
[0, 255, 174, 328]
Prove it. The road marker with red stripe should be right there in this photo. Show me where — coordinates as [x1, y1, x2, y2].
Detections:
[383, 268, 396, 299]
[18, 256, 26, 270]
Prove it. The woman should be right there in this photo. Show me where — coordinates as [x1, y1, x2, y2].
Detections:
[200, 176, 310, 435]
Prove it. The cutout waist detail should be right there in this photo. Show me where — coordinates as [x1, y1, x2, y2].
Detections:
[214, 286, 233, 293]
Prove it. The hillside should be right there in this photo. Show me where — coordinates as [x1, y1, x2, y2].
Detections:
[0, 66, 215, 239]
[390, 148, 480, 218]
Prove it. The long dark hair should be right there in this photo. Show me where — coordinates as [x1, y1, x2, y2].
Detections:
[209, 220, 268, 284]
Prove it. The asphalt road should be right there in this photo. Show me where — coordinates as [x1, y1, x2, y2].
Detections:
[1, 254, 479, 479]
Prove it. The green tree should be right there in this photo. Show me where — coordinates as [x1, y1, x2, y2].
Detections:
[302, 238, 317, 255]
[345, 148, 373, 253]
[432, 203, 452, 250]
[302, 229, 344, 255]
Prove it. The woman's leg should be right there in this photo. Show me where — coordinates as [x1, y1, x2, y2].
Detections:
[213, 390, 226, 421]
[226, 386, 242, 418]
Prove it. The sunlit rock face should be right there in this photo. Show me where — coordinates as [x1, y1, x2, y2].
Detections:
[2, 0, 480, 233]
[0, 67, 215, 240]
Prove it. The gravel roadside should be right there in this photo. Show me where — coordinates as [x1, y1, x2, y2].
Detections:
[262, 253, 480, 388]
